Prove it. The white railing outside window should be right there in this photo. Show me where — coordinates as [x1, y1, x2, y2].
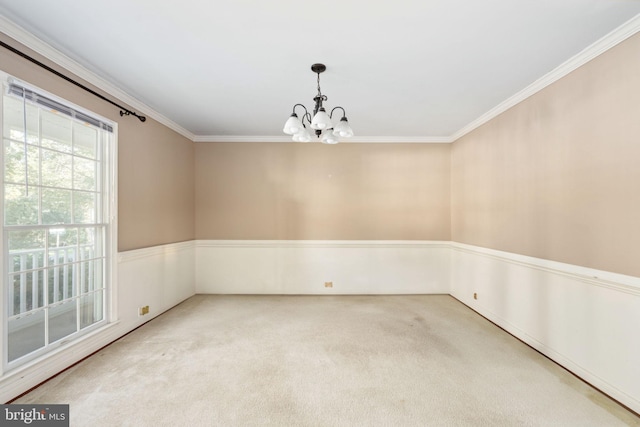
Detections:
[8, 242, 102, 316]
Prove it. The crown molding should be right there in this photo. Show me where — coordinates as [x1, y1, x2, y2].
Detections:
[193, 135, 453, 143]
[194, 135, 293, 143]
[349, 136, 452, 143]
[450, 12, 640, 142]
[2, 12, 638, 145]
[0, 14, 196, 141]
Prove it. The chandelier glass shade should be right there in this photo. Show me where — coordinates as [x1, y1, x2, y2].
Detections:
[283, 63, 353, 143]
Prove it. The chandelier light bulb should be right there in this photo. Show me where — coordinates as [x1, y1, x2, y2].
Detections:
[293, 127, 312, 142]
[332, 117, 354, 138]
[283, 113, 304, 135]
[321, 130, 339, 144]
[310, 108, 333, 130]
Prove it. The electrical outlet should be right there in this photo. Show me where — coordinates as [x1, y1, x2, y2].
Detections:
[139, 305, 150, 316]
[324, 282, 333, 288]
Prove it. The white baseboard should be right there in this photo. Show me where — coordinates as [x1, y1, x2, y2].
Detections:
[449, 242, 640, 414]
[195, 240, 451, 294]
[0, 241, 196, 403]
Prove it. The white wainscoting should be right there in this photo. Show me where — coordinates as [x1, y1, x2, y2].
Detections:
[195, 240, 451, 295]
[3, 239, 640, 413]
[117, 240, 196, 326]
[0, 241, 196, 403]
[449, 242, 640, 414]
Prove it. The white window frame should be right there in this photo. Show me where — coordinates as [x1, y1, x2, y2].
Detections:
[0, 71, 118, 373]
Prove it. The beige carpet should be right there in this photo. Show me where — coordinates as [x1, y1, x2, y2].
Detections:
[13, 295, 640, 426]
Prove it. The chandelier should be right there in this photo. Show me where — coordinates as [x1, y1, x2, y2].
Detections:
[283, 63, 353, 144]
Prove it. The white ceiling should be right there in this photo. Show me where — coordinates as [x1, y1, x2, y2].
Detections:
[1, 0, 640, 141]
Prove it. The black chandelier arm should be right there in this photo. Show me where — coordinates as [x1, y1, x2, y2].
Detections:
[292, 103, 312, 125]
[291, 103, 307, 114]
[329, 106, 346, 119]
[300, 112, 311, 127]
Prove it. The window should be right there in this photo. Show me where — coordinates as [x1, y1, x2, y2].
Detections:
[1, 74, 116, 369]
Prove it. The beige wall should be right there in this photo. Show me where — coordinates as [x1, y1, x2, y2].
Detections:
[195, 143, 451, 240]
[0, 35, 195, 251]
[117, 119, 194, 251]
[5, 27, 639, 276]
[451, 33, 640, 277]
